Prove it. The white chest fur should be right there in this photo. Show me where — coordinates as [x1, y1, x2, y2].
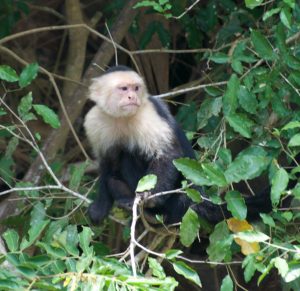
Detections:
[84, 100, 174, 159]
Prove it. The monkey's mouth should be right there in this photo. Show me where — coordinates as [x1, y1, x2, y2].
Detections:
[122, 103, 140, 108]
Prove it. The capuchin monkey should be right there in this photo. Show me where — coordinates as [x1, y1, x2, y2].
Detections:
[84, 65, 270, 224]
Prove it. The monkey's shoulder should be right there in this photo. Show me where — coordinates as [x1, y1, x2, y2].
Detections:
[148, 97, 195, 159]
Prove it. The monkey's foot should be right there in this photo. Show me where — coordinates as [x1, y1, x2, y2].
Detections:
[88, 202, 111, 224]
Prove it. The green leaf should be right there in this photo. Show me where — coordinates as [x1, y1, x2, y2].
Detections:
[245, 0, 263, 9]
[285, 54, 300, 70]
[284, 265, 300, 283]
[204, 87, 223, 97]
[226, 113, 254, 138]
[156, 21, 171, 46]
[173, 261, 202, 287]
[273, 257, 289, 277]
[36, 242, 67, 258]
[238, 86, 258, 114]
[76, 255, 92, 272]
[290, 71, 300, 86]
[0, 65, 19, 82]
[263, 8, 281, 21]
[282, 211, 293, 222]
[282, 121, 300, 131]
[202, 163, 228, 187]
[35, 132, 41, 141]
[27, 255, 51, 267]
[17, 92, 36, 122]
[173, 158, 212, 186]
[223, 74, 239, 116]
[148, 258, 166, 279]
[31, 202, 46, 223]
[134, 1, 156, 9]
[234, 230, 270, 242]
[251, 30, 276, 61]
[79, 227, 93, 256]
[139, 22, 156, 49]
[280, 7, 292, 29]
[218, 148, 232, 165]
[180, 208, 200, 247]
[225, 191, 247, 220]
[275, 23, 288, 54]
[6, 253, 20, 266]
[185, 188, 202, 203]
[197, 97, 222, 129]
[242, 255, 256, 283]
[232, 59, 243, 74]
[136, 174, 157, 192]
[165, 249, 183, 260]
[209, 53, 229, 64]
[33, 104, 60, 128]
[55, 225, 79, 256]
[288, 134, 300, 147]
[207, 221, 233, 262]
[260, 213, 276, 227]
[283, 0, 295, 8]
[220, 275, 233, 291]
[5, 137, 18, 158]
[271, 167, 289, 206]
[293, 185, 300, 199]
[19, 63, 39, 88]
[20, 220, 50, 250]
[0, 280, 20, 290]
[17, 266, 35, 279]
[2, 229, 19, 252]
[69, 161, 89, 191]
[225, 147, 269, 183]
[0, 108, 6, 117]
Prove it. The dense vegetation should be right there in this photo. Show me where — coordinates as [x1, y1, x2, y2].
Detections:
[0, 0, 300, 290]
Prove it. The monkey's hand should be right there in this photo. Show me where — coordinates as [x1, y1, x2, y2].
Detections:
[140, 191, 161, 208]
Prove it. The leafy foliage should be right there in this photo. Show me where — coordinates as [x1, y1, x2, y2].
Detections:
[1, 222, 179, 290]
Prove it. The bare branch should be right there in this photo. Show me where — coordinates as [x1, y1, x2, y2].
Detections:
[129, 195, 142, 276]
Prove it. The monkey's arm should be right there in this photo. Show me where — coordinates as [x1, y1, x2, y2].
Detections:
[107, 177, 135, 210]
[88, 160, 114, 224]
[144, 147, 181, 208]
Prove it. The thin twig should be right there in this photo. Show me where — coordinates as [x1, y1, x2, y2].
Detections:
[153, 81, 227, 99]
[105, 22, 118, 66]
[129, 195, 142, 276]
[173, 0, 201, 20]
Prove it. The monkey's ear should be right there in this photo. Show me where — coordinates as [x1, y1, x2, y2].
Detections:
[88, 77, 109, 103]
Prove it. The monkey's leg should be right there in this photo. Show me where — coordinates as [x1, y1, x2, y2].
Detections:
[88, 177, 114, 224]
[107, 177, 135, 210]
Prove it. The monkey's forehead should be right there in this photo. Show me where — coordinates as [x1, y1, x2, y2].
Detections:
[92, 71, 145, 86]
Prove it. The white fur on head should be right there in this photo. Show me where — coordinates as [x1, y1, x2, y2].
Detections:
[89, 71, 148, 117]
[84, 100, 174, 159]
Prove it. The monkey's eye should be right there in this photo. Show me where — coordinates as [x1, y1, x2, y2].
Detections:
[119, 86, 128, 91]
[135, 86, 139, 91]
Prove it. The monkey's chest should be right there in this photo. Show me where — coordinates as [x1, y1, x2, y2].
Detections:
[108, 147, 150, 191]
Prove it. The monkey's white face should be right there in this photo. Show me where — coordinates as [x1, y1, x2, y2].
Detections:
[89, 71, 147, 118]
[113, 82, 142, 116]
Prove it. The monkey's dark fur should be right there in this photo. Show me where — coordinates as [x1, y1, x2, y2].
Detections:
[85, 66, 270, 224]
